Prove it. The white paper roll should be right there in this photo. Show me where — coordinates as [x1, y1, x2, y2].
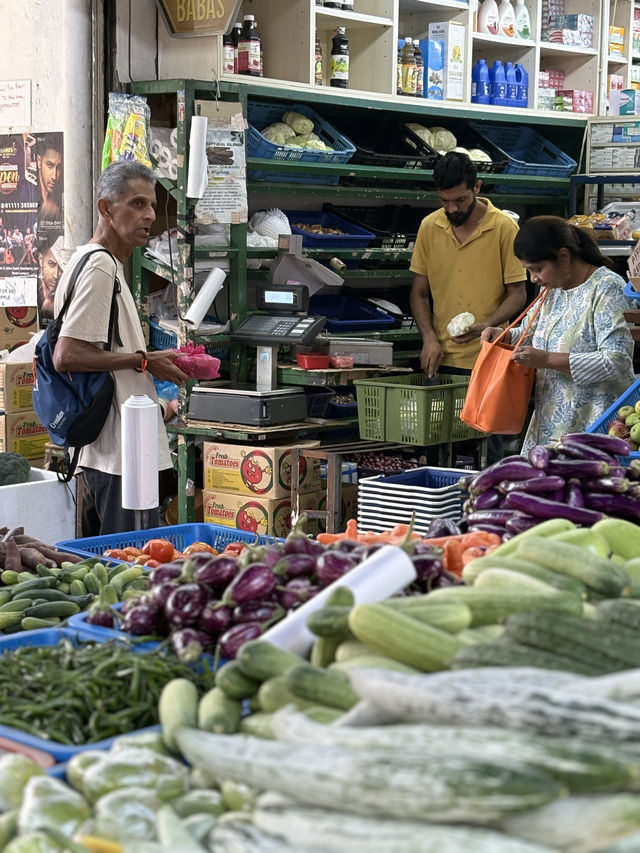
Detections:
[167, 161, 178, 180]
[121, 394, 159, 510]
[184, 266, 226, 327]
[186, 115, 208, 199]
[149, 138, 163, 158]
[261, 546, 417, 657]
[170, 127, 178, 148]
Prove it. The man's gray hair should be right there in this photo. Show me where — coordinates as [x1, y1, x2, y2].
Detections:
[97, 161, 156, 202]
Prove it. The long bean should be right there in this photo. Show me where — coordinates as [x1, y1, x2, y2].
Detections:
[0, 637, 213, 745]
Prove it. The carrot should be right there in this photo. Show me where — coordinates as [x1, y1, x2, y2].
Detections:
[421, 534, 466, 547]
[443, 538, 465, 576]
[461, 545, 487, 566]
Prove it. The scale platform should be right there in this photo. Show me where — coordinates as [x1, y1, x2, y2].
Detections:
[188, 384, 306, 426]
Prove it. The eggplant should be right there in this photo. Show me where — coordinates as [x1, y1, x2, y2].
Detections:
[547, 459, 612, 479]
[627, 460, 640, 481]
[472, 488, 503, 511]
[283, 516, 325, 557]
[564, 478, 585, 508]
[528, 444, 553, 470]
[123, 602, 161, 635]
[555, 439, 618, 464]
[334, 539, 362, 553]
[194, 555, 239, 589]
[412, 541, 445, 557]
[411, 553, 444, 585]
[221, 562, 277, 606]
[199, 602, 232, 636]
[147, 563, 184, 585]
[503, 490, 604, 525]
[150, 579, 180, 609]
[505, 513, 538, 534]
[457, 472, 476, 491]
[171, 628, 212, 664]
[424, 517, 462, 538]
[273, 553, 316, 579]
[562, 432, 631, 458]
[232, 600, 284, 624]
[165, 583, 208, 628]
[500, 475, 566, 495]
[315, 550, 359, 585]
[85, 577, 116, 627]
[583, 492, 640, 520]
[432, 569, 461, 588]
[238, 542, 284, 570]
[466, 509, 517, 525]
[467, 523, 507, 537]
[219, 621, 263, 659]
[276, 577, 316, 609]
[469, 460, 546, 494]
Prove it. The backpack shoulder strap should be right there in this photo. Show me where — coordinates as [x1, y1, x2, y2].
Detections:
[58, 247, 122, 349]
[57, 446, 80, 484]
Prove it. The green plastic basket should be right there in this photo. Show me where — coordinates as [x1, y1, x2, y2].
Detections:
[353, 372, 484, 445]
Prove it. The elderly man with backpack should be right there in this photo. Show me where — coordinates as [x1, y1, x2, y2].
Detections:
[44, 161, 188, 536]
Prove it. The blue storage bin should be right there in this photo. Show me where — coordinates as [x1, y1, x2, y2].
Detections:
[148, 321, 230, 360]
[246, 101, 356, 186]
[56, 522, 276, 560]
[624, 281, 640, 303]
[284, 210, 376, 270]
[309, 294, 395, 332]
[586, 376, 640, 465]
[0, 628, 161, 761]
[375, 467, 467, 491]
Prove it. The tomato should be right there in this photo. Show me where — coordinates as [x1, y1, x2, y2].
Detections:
[144, 558, 162, 569]
[183, 542, 218, 556]
[142, 538, 175, 563]
[103, 548, 127, 560]
[122, 546, 143, 560]
[172, 550, 184, 560]
[222, 542, 245, 557]
[134, 555, 161, 567]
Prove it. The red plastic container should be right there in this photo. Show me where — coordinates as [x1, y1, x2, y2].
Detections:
[296, 353, 331, 369]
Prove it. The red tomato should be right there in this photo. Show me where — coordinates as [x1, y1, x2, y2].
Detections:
[134, 554, 161, 567]
[172, 550, 183, 560]
[183, 542, 218, 556]
[122, 546, 143, 561]
[103, 548, 127, 560]
[142, 538, 175, 563]
[222, 542, 245, 557]
[144, 558, 162, 569]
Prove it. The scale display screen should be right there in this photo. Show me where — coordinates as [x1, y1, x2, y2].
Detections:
[264, 290, 295, 305]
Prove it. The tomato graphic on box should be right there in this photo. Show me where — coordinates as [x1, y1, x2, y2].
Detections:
[5, 307, 33, 328]
[278, 451, 307, 491]
[236, 501, 268, 534]
[273, 501, 293, 539]
[240, 450, 273, 495]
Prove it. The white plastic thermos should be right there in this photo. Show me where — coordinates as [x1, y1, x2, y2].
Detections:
[183, 267, 226, 327]
[121, 394, 159, 510]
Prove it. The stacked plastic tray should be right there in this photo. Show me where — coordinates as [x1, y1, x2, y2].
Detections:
[357, 466, 470, 535]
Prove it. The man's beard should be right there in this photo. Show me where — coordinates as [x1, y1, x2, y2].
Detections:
[445, 196, 476, 226]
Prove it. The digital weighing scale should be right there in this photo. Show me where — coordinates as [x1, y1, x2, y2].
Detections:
[189, 236, 341, 426]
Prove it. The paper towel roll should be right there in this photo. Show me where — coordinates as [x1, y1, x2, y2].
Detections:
[149, 138, 163, 158]
[121, 394, 159, 510]
[170, 127, 178, 148]
[186, 115, 208, 199]
[184, 266, 226, 327]
[167, 161, 178, 180]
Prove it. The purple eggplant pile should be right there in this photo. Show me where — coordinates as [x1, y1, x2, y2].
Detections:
[461, 432, 640, 539]
[119, 522, 451, 663]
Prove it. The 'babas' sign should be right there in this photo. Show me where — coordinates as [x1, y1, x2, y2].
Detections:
[155, 0, 242, 36]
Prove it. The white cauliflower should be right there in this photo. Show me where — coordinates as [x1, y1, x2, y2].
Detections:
[282, 111, 314, 136]
[447, 312, 475, 337]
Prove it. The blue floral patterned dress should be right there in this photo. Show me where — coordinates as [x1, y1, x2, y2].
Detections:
[510, 266, 635, 454]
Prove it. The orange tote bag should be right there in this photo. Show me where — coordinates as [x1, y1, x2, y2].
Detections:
[460, 288, 549, 435]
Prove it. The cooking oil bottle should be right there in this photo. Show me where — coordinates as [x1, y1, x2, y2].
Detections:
[330, 27, 349, 88]
[401, 37, 416, 96]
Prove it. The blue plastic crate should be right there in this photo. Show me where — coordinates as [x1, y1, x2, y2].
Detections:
[309, 294, 395, 332]
[246, 100, 356, 186]
[586, 376, 640, 465]
[0, 628, 161, 761]
[56, 522, 275, 560]
[284, 210, 375, 270]
[374, 466, 468, 491]
[625, 281, 640, 303]
[148, 321, 230, 360]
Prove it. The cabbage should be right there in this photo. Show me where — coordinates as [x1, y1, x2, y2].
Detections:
[406, 123, 433, 147]
[468, 147, 492, 163]
[269, 121, 296, 139]
[429, 126, 457, 152]
[282, 111, 314, 135]
[260, 126, 287, 145]
[453, 146, 471, 156]
[447, 312, 475, 337]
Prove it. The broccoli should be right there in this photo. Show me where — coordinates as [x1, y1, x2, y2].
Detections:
[0, 452, 31, 486]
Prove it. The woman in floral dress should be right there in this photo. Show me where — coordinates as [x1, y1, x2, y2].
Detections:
[482, 215, 635, 453]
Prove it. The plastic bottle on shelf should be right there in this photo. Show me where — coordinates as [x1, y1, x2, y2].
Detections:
[238, 14, 261, 76]
[397, 39, 403, 95]
[498, 0, 516, 37]
[222, 30, 235, 74]
[232, 22, 242, 74]
[489, 59, 507, 106]
[401, 37, 417, 96]
[330, 27, 349, 88]
[478, 0, 500, 35]
[514, 0, 531, 39]
[315, 36, 323, 85]
[413, 39, 424, 97]
[514, 62, 529, 107]
[471, 58, 491, 104]
[505, 61, 518, 106]
[343, 0, 355, 10]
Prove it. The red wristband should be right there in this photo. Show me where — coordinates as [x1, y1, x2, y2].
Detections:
[134, 350, 148, 374]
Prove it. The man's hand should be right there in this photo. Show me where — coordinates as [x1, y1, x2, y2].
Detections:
[449, 321, 488, 344]
[146, 350, 190, 384]
[420, 340, 444, 378]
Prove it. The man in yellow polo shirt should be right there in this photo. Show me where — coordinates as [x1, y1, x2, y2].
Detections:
[410, 152, 527, 378]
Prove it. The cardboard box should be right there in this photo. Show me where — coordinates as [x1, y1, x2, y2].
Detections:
[0, 410, 49, 459]
[0, 362, 35, 414]
[428, 22, 465, 101]
[609, 25, 625, 44]
[0, 307, 38, 354]
[202, 441, 321, 499]
[203, 489, 322, 538]
[316, 483, 358, 533]
[425, 38, 445, 100]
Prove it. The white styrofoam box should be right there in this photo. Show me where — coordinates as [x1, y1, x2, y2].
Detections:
[600, 202, 640, 230]
[2, 468, 76, 543]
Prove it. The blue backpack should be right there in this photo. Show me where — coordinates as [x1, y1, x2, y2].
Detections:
[32, 248, 122, 482]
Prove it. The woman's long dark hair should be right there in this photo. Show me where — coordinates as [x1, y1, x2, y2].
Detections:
[513, 215, 614, 270]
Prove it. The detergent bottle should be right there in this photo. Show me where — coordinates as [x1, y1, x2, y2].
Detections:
[489, 60, 506, 106]
[514, 0, 531, 39]
[514, 62, 529, 107]
[478, 0, 500, 35]
[471, 59, 491, 104]
[498, 0, 516, 37]
[505, 61, 518, 107]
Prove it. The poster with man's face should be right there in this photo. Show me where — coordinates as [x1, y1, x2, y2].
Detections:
[0, 132, 64, 328]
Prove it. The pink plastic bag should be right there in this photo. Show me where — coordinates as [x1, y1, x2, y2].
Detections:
[173, 342, 221, 379]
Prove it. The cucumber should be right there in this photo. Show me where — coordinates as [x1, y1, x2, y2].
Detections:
[334, 639, 379, 662]
[197, 686, 242, 734]
[0, 599, 32, 612]
[457, 625, 505, 645]
[592, 518, 640, 562]
[215, 661, 260, 699]
[452, 640, 603, 675]
[306, 605, 352, 638]
[381, 599, 472, 634]
[258, 676, 316, 713]
[489, 518, 575, 558]
[309, 586, 355, 668]
[473, 568, 560, 596]
[103, 583, 119, 605]
[81, 570, 100, 595]
[284, 663, 359, 711]
[11, 588, 72, 603]
[0, 612, 24, 631]
[516, 537, 630, 598]
[0, 571, 19, 585]
[239, 712, 276, 739]
[90, 562, 109, 585]
[594, 599, 640, 631]
[21, 616, 62, 631]
[7, 577, 53, 596]
[466, 556, 588, 596]
[0, 590, 11, 607]
[553, 528, 612, 558]
[330, 655, 420, 674]
[236, 640, 306, 683]
[69, 579, 87, 597]
[158, 677, 199, 752]
[23, 601, 81, 619]
[110, 566, 144, 595]
[302, 706, 344, 724]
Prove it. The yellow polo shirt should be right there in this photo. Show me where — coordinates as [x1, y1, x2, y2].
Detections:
[410, 198, 526, 369]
